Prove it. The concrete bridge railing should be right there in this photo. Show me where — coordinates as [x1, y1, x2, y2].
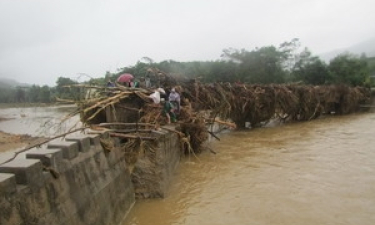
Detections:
[0, 127, 181, 225]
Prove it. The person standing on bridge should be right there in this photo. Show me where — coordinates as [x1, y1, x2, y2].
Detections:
[149, 87, 166, 104]
[168, 87, 180, 114]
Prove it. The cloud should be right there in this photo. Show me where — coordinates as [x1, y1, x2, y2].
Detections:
[0, 0, 374, 86]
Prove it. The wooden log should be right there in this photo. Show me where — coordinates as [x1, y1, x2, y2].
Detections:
[116, 105, 141, 112]
[106, 129, 153, 133]
[208, 131, 220, 141]
[214, 118, 237, 129]
[109, 132, 157, 140]
[99, 122, 155, 127]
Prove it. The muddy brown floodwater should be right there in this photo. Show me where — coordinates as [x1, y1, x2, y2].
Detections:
[0, 105, 80, 156]
[122, 112, 375, 225]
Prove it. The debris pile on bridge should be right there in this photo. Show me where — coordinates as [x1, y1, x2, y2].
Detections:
[64, 79, 371, 159]
[180, 82, 371, 128]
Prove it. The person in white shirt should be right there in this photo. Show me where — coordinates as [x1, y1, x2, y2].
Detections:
[149, 88, 166, 104]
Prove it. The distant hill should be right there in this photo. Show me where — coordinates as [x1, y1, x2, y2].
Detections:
[318, 37, 375, 62]
[0, 78, 29, 89]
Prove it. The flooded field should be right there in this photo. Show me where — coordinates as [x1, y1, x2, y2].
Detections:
[0, 105, 80, 137]
[123, 112, 375, 225]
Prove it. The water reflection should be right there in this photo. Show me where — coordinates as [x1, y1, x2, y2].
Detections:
[123, 113, 375, 225]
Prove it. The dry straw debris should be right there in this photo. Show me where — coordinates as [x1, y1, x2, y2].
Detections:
[60, 75, 371, 164]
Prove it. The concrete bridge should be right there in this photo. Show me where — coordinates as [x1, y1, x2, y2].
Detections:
[0, 127, 181, 225]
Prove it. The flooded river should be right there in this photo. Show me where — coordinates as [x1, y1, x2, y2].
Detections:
[122, 112, 375, 225]
[0, 105, 80, 136]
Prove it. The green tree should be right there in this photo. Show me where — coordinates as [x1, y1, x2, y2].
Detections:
[328, 53, 369, 86]
[366, 56, 375, 86]
[0, 88, 15, 103]
[222, 46, 287, 84]
[39, 85, 51, 103]
[292, 48, 329, 85]
[15, 87, 26, 102]
[28, 85, 41, 102]
[55, 77, 79, 100]
[204, 60, 238, 82]
[279, 38, 301, 70]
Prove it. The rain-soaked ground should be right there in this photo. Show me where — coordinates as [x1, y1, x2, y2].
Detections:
[122, 112, 375, 225]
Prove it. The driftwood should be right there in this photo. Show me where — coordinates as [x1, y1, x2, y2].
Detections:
[62, 69, 371, 159]
[105, 129, 153, 133]
[207, 131, 220, 141]
[99, 122, 155, 127]
[109, 132, 157, 140]
[211, 118, 236, 129]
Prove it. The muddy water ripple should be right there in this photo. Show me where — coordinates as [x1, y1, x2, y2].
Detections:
[123, 113, 375, 225]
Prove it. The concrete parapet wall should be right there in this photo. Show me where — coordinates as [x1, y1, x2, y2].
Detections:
[131, 126, 182, 198]
[0, 127, 182, 225]
[0, 131, 135, 225]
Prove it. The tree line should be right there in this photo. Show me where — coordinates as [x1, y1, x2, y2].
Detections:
[0, 77, 80, 103]
[112, 39, 374, 86]
[1, 39, 374, 103]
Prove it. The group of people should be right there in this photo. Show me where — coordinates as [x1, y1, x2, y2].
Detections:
[107, 76, 151, 88]
[107, 76, 181, 124]
[149, 87, 181, 124]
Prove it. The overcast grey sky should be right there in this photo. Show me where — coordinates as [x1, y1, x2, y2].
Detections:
[0, 0, 374, 86]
